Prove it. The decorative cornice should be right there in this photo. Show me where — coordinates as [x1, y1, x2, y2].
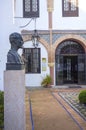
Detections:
[21, 30, 86, 44]
[21, 29, 86, 35]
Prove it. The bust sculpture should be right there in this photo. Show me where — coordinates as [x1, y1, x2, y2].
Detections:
[6, 32, 24, 70]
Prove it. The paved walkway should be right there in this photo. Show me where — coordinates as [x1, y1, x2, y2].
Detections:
[25, 88, 86, 130]
[25, 90, 32, 130]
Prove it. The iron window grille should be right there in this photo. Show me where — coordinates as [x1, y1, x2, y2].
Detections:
[23, 0, 39, 18]
[62, 0, 79, 17]
[23, 48, 41, 73]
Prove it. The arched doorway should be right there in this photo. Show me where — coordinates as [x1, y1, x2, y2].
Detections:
[55, 40, 86, 85]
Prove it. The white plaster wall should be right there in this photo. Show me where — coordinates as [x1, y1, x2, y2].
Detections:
[0, 0, 22, 90]
[0, 1, 13, 90]
[23, 41, 49, 87]
[15, 0, 48, 30]
[14, 0, 86, 30]
[1, 0, 86, 89]
[53, 0, 86, 30]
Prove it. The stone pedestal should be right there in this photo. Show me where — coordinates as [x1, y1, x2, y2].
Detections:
[4, 70, 26, 130]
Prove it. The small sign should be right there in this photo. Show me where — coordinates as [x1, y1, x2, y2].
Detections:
[42, 58, 46, 71]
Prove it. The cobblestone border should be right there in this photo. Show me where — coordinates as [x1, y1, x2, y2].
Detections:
[58, 92, 86, 121]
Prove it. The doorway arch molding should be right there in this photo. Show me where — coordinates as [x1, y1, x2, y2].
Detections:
[53, 34, 86, 52]
[22, 34, 49, 51]
[52, 34, 86, 62]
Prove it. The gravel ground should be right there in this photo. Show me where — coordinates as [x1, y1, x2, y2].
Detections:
[28, 89, 81, 130]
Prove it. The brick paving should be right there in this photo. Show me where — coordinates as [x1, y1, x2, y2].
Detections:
[26, 88, 86, 130]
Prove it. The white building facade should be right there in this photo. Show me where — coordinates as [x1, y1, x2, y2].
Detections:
[0, 0, 86, 90]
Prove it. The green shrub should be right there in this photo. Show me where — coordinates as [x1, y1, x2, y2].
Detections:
[41, 75, 52, 87]
[0, 91, 4, 126]
[0, 91, 4, 105]
[78, 90, 86, 104]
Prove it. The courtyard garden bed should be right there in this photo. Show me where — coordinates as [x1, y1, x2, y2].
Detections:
[0, 91, 4, 129]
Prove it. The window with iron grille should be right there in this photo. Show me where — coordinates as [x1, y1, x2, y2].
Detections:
[23, 0, 39, 18]
[23, 48, 41, 73]
[62, 0, 79, 17]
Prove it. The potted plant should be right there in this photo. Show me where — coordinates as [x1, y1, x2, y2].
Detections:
[41, 75, 52, 88]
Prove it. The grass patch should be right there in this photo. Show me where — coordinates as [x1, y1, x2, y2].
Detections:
[0, 91, 4, 126]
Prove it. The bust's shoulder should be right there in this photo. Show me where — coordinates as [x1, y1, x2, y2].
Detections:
[8, 50, 17, 55]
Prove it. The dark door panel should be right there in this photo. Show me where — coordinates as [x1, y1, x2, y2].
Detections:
[63, 56, 78, 83]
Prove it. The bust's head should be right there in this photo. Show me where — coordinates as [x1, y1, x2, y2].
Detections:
[9, 32, 24, 49]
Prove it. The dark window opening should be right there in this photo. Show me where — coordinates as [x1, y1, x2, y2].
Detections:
[62, 0, 79, 17]
[23, 0, 39, 18]
[23, 48, 41, 73]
